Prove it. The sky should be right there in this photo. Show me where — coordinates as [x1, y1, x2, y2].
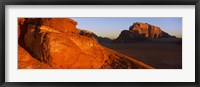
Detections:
[71, 17, 182, 39]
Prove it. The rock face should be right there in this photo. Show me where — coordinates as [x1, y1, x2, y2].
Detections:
[18, 18, 153, 69]
[113, 22, 175, 43]
[18, 45, 51, 69]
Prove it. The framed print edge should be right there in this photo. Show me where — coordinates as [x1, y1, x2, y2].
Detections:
[195, 1, 200, 85]
[0, 0, 5, 86]
[1, 0, 200, 87]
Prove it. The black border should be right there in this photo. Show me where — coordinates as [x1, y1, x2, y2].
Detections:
[0, 0, 200, 87]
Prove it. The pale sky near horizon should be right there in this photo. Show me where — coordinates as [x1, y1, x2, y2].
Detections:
[71, 17, 182, 39]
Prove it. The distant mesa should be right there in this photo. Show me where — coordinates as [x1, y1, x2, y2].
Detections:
[113, 22, 176, 43]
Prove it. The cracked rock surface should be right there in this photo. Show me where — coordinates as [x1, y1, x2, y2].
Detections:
[18, 18, 154, 69]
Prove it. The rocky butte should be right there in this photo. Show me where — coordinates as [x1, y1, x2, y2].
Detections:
[18, 18, 154, 69]
[113, 22, 176, 43]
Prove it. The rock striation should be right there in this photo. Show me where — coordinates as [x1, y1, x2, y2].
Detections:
[18, 18, 153, 69]
[113, 22, 176, 43]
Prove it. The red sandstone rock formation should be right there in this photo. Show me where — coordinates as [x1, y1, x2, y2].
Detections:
[113, 22, 175, 43]
[18, 18, 154, 69]
[129, 22, 173, 38]
[18, 18, 25, 38]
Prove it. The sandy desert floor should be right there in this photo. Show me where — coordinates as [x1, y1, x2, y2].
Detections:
[102, 39, 182, 69]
